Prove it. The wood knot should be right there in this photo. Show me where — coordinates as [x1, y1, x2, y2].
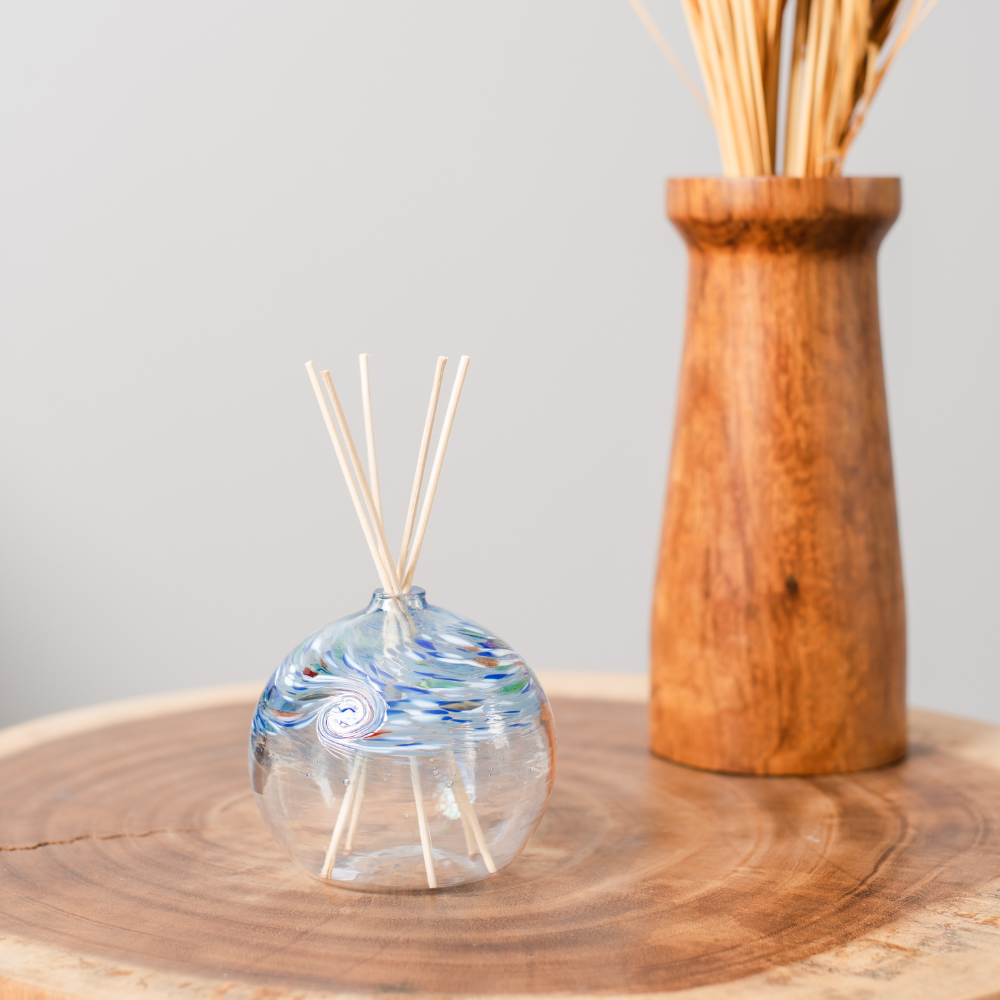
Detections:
[785, 576, 800, 597]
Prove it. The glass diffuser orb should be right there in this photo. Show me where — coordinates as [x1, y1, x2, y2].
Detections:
[250, 587, 555, 892]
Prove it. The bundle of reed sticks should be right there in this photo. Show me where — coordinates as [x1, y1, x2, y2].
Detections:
[630, 0, 941, 176]
[305, 354, 469, 598]
[305, 354, 487, 889]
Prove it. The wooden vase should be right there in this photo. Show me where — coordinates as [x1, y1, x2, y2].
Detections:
[651, 177, 906, 776]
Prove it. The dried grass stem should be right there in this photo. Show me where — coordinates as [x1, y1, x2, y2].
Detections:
[631, 0, 940, 176]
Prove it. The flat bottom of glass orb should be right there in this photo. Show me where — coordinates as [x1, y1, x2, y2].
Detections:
[313, 845, 497, 892]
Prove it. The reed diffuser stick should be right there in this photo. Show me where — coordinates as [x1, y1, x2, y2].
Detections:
[397, 357, 448, 581]
[457, 795, 477, 857]
[402, 356, 471, 592]
[359, 354, 383, 525]
[409, 758, 437, 889]
[306, 362, 393, 593]
[344, 758, 368, 852]
[321, 755, 363, 878]
[449, 756, 496, 873]
[321, 370, 404, 596]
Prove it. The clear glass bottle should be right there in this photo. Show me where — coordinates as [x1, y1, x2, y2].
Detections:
[250, 588, 555, 891]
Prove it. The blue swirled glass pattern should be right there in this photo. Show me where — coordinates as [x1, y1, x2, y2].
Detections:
[250, 588, 555, 891]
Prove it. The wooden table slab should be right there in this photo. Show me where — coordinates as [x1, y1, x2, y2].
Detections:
[2, 674, 1000, 999]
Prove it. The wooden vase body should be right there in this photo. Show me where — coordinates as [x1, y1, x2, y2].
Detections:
[651, 178, 906, 775]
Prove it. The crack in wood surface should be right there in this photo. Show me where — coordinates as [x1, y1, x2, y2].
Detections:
[0, 826, 244, 851]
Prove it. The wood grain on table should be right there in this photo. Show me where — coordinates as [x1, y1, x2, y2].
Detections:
[1, 672, 999, 1000]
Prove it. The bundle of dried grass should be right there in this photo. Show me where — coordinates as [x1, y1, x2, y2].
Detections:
[630, 0, 940, 176]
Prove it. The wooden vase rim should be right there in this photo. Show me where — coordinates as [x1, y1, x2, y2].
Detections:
[667, 177, 901, 250]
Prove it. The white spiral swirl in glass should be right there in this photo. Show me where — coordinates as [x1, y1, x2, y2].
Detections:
[316, 681, 387, 749]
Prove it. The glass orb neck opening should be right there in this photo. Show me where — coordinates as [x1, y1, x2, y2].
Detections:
[367, 586, 428, 612]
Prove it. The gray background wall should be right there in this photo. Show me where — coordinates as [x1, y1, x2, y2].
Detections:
[1, 1, 996, 729]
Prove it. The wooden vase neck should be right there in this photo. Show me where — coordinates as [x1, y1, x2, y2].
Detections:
[667, 177, 900, 254]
